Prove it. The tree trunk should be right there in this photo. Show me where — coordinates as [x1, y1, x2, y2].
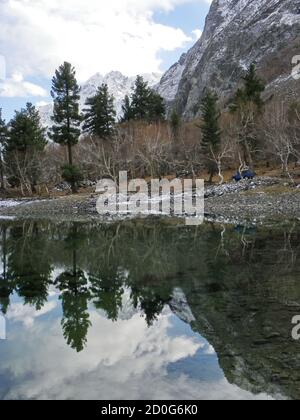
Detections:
[67, 142, 73, 166]
[67, 141, 77, 194]
[242, 140, 253, 169]
[0, 153, 5, 191]
[217, 158, 224, 185]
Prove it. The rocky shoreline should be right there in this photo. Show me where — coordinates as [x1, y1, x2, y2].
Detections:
[0, 177, 299, 226]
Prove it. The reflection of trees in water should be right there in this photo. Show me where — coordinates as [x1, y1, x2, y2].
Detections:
[55, 224, 91, 353]
[2, 222, 52, 311]
[55, 269, 91, 353]
[0, 220, 299, 358]
[131, 284, 167, 326]
[276, 222, 298, 269]
[0, 219, 299, 398]
[0, 225, 12, 314]
[89, 267, 124, 322]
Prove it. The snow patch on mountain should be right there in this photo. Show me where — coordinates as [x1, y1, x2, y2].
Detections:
[158, 0, 300, 119]
[38, 71, 161, 129]
[169, 288, 195, 324]
[157, 54, 187, 102]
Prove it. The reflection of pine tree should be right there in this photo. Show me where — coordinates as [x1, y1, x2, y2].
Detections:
[55, 268, 91, 353]
[89, 267, 124, 322]
[55, 224, 91, 353]
[7, 222, 52, 310]
[131, 285, 166, 327]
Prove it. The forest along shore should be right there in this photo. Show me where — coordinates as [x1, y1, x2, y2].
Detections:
[0, 177, 299, 225]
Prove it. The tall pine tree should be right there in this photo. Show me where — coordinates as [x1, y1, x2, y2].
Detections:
[49, 62, 82, 192]
[0, 110, 8, 190]
[199, 90, 221, 183]
[83, 84, 116, 138]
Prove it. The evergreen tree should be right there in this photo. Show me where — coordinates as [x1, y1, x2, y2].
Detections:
[120, 95, 134, 122]
[0, 110, 8, 190]
[6, 103, 46, 153]
[49, 62, 82, 192]
[148, 91, 166, 122]
[83, 84, 116, 138]
[5, 103, 46, 193]
[231, 63, 265, 111]
[130, 76, 165, 122]
[131, 75, 151, 120]
[199, 90, 221, 182]
[243, 63, 265, 109]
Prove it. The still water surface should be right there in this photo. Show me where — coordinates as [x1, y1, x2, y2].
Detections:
[0, 219, 299, 400]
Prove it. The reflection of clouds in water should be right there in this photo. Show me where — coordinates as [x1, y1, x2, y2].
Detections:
[2, 307, 273, 400]
[7, 301, 57, 328]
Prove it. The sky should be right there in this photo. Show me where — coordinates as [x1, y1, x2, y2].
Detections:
[0, 0, 212, 121]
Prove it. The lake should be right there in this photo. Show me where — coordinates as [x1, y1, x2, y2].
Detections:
[0, 219, 299, 400]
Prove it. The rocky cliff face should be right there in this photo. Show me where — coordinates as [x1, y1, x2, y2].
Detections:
[158, 0, 300, 119]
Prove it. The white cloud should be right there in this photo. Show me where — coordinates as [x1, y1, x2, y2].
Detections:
[7, 301, 57, 328]
[35, 100, 50, 107]
[192, 29, 203, 40]
[0, 72, 47, 98]
[0, 0, 210, 82]
[1, 306, 275, 400]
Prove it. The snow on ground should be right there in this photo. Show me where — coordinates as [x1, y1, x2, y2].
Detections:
[0, 200, 22, 208]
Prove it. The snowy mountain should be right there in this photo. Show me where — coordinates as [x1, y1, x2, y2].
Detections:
[158, 0, 300, 119]
[39, 71, 161, 129]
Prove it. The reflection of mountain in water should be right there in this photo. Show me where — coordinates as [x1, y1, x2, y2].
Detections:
[171, 282, 300, 400]
[0, 220, 299, 399]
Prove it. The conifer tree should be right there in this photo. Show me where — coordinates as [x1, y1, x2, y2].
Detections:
[243, 63, 265, 109]
[148, 91, 166, 122]
[6, 103, 46, 153]
[121, 95, 134, 122]
[129, 76, 166, 122]
[0, 110, 8, 190]
[199, 90, 221, 182]
[131, 75, 151, 121]
[231, 63, 265, 111]
[49, 62, 82, 192]
[83, 84, 116, 138]
[5, 103, 46, 193]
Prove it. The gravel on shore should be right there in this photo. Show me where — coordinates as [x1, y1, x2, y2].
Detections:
[0, 177, 299, 226]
